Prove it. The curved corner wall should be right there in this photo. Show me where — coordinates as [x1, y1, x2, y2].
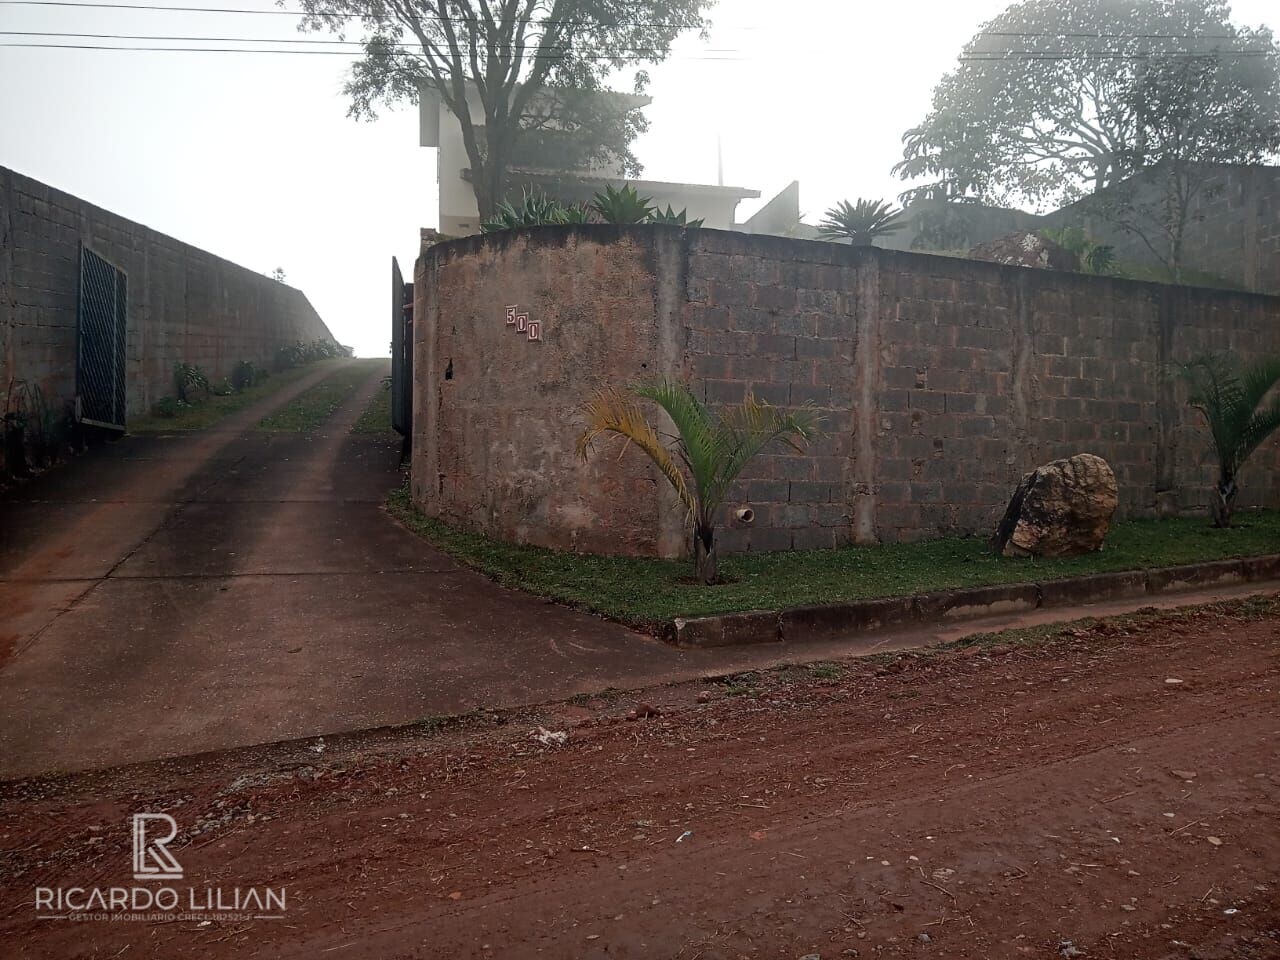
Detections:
[411, 226, 689, 557]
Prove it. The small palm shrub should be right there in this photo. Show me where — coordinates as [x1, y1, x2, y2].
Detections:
[818, 198, 903, 246]
[173, 362, 210, 403]
[231, 360, 264, 391]
[1180, 353, 1280, 528]
[578, 380, 819, 584]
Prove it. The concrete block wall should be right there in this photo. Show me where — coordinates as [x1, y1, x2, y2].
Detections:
[412, 225, 1280, 557]
[0, 165, 334, 435]
[1049, 164, 1280, 295]
[412, 227, 687, 557]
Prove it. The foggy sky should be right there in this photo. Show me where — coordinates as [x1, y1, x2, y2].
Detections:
[2, 0, 1276, 356]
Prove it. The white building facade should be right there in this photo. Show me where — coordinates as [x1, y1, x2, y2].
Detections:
[418, 82, 796, 236]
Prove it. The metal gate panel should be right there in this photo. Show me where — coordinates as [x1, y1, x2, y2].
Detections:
[76, 247, 127, 430]
[390, 257, 413, 437]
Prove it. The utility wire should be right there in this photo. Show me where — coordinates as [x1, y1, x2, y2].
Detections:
[960, 51, 1277, 60]
[0, 28, 741, 52]
[0, 34, 1269, 60]
[0, 0, 748, 28]
[7, 1, 1268, 41]
[0, 41, 744, 57]
[0, 4, 1266, 36]
[978, 30, 1257, 40]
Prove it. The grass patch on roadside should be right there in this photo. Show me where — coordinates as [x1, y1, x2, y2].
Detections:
[128, 359, 344, 433]
[257, 360, 384, 432]
[387, 486, 1280, 628]
[352, 376, 394, 435]
[948, 591, 1280, 653]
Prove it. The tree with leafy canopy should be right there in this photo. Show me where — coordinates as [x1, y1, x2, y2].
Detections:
[1085, 52, 1280, 279]
[894, 0, 1280, 215]
[295, 0, 712, 219]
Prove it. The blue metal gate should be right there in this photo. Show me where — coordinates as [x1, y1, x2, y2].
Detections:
[76, 247, 127, 431]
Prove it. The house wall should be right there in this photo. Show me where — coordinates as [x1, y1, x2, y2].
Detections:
[0, 166, 333, 432]
[1047, 164, 1280, 294]
[412, 225, 1280, 557]
[881, 200, 1045, 254]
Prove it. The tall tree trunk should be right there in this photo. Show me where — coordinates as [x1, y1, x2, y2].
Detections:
[694, 524, 718, 585]
[473, 177, 495, 220]
[1209, 478, 1237, 529]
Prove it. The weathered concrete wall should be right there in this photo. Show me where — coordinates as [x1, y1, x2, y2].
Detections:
[411, 227, 687, 556]
[412, 225, 1280, 557]
[0, 165, 334, 430]
[888, 165, 1280, 295]
[1048, 164, 1280, 295]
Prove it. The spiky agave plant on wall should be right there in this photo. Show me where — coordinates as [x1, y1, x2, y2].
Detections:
[590, 183, 655, 224]
[577, 380, 819, 584]
[817, 198, 904, 246]
[648, 204, 705, 228]
[1180, 354, 1280, 528]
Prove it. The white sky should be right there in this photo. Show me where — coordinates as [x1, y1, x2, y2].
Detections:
[2, 0, 1276, 356]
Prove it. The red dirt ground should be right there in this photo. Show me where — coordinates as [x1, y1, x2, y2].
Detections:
[2, 596, 1278, 959]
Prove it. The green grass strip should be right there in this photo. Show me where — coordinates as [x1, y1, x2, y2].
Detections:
[257, 360, 383, 433]
[351, 376, 394, 435]
[128, 359, 344, 433]
[388, 487, 1280, 629]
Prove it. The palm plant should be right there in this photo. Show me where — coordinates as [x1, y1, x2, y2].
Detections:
[590, 183, 654, 224]
[173, 362, 209, 403]
[577, 380, 820, 584]
[1180, 354, 1280, 528]
[817, 198, 904, 246]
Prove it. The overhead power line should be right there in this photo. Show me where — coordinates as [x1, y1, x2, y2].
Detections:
[0, 28, 741, 53]
[0, 32, 1268, 61]
[0, 40, 744, 58]
[979, 30, 1255, 40]
[961, 50, 1277, 60]
[0, 6, 1263, 38]
[0, 0, 749, 28]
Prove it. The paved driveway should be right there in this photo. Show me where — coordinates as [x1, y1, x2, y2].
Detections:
[0, 361, 700, 778]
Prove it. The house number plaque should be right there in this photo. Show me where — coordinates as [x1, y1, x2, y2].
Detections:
[504, 304, 541, 342]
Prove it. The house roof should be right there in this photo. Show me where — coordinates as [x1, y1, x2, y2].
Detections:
[513, 169, 760, 200]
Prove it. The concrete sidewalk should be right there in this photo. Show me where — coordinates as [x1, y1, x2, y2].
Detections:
[2, 360, 1275, 780]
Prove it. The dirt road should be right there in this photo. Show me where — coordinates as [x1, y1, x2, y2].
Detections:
[3, 597, 1277, 959]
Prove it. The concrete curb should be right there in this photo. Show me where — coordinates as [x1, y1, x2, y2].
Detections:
[668, 554, 1280, 648]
